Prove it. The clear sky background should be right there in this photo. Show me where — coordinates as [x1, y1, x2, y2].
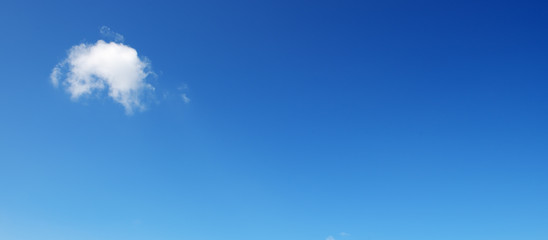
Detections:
[1, 0, 547, 240]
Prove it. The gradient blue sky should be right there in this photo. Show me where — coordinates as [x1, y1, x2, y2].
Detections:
[1, 0, 548, 239]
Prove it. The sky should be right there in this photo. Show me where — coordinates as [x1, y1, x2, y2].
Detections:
[1, 0, 548, 239]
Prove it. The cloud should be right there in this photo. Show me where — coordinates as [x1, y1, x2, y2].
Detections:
[100, 26, 124, 42]
[339, 232, 350, 237]
[51, 39, 154, 114]
[181, 93, 191, 104]
[50, 65, 61, 87]
[177, 83, 189, 90]
[326, 236, 335, 240]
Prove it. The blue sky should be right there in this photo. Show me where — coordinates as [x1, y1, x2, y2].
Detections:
[1, 0, 548, 239]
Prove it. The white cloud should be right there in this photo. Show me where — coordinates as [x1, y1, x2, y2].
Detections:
[50, 65, 61, 87]
[51, 39, 154, 114]
[181, 93, 190, 104]
[339, 232, 350, 237]
[326, 236, 335, 240]
[177, 83, 189, 90]
[100, 26, 124, 42]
